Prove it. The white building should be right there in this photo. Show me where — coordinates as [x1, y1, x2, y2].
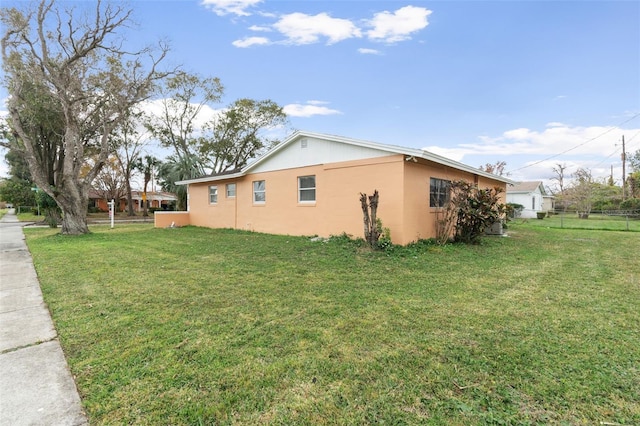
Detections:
[507, 181, 553, 218]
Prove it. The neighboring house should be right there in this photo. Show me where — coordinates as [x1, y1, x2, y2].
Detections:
[506, 181, 553, 218]
[89, 189, 177, 212]
[155, 131, 513, 245]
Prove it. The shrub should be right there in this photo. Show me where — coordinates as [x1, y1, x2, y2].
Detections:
[620, 198, 640, 210]
[506, 203, 524, 219]
[442, 181, 506, 244]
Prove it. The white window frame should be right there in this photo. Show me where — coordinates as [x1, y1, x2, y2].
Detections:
[298, 175, 316, 203]
[253, 180, 266, 204]
[209, 185, 218, 204]
[226, 183, 236, 198]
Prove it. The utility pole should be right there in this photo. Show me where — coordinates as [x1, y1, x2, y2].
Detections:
[621, 135, 626, 200]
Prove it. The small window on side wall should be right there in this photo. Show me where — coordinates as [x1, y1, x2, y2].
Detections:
[253, 180, 266, 203]
[209, 185, 218, 204]
[430, 178, 450, 208]
[298, 175, 316, 202]
[226, 183, 236, 198]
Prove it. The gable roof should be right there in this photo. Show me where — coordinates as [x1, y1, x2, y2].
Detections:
[177, 131, 514, 185]
[508, 181, 545, 194]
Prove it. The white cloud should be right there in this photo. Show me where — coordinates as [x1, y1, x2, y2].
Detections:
[358, 48, 381, 55]
[201, 0, 262, 16]
[283, 101, 342, 117]
[463, 124, 632, 158]
[248, 25, 271, 32]
[546, 122, 566, 128]
[366, 6, 432, 43]
[426, 122, 640, 183]
[232, 36, 270, 48]
[273, 12, 362, 45]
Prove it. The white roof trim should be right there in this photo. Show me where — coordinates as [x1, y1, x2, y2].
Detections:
[176, 171, 245, 185]
[176, 130, 514, 185]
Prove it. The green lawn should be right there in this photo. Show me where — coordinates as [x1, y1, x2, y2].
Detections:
[519, 212, 640, 232]
[24, 223, 640, 425]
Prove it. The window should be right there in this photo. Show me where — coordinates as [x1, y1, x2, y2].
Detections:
[253, 180, 265, 203]
[298, 175, 316, 202]
[532, 196, 536, 210]
[209, 185, 218, 204]
[226, 183, 236, 198]
[430, 178, 450, 208]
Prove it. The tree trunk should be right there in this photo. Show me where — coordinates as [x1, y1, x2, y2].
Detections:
[125, 175, 135, 216]
[143, 178, 149, 217]
[360, 190, 380, 247]
[59, 197, 90, 234]
[360, 193, 371, 243]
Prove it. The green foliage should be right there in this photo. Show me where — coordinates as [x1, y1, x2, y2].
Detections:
[375, 218, 393, 252]
[156, 154, 204, 210]
[450, 181, 505, 244]
[35, 189, 61, 227]
[0, 178, 35, 206]
[620, 198, 640, 210]
[201, 98, 288, 173]
[505, 202, 524, 219]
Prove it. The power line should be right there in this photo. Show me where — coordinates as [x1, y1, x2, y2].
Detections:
[506, 112, 640, 174]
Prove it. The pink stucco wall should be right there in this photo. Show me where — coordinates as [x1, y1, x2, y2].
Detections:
[155, 154, 507, 245]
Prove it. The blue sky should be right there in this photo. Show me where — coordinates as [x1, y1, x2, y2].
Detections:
[2, 0, 639, 189]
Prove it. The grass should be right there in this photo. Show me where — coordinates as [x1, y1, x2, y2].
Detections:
[518, 212, 640, 232]
[16, 211, 154, 223]
[24, 223, 640, 425]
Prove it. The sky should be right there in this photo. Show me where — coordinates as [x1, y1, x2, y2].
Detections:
[1, 0, 639, 191]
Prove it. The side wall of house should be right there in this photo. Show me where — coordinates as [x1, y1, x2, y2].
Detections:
[185, 155, 408, 242]
[401, 162, 507, 242]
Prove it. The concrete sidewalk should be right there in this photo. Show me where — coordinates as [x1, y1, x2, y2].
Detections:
[0, 209, 88, 425]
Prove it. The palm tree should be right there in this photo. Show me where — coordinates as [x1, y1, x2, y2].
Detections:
[138, 156, 159, 217]
[156, 154, 205, 211]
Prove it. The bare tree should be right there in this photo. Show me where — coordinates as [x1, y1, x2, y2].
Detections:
[93, 156, 126, 209]
[479, 161, 508, 176]
[551, 163, 568, 194]
[1, 0, 169, 234]
[112, 111, 148, 216]
[570, 168, 595, 218]
[145, 72, 224, 165]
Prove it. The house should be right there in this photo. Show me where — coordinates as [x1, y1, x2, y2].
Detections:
[506, 181, 554, 218]
[89, 189, 177, 212]
[154, 131, 513, 245]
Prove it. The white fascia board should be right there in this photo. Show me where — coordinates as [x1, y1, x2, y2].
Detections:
[177, 130, 514, 186]
[176, 171, 245, 186]
[256, 131, 515, 185]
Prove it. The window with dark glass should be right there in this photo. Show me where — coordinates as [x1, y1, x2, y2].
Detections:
[430, 178, 450, 207]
